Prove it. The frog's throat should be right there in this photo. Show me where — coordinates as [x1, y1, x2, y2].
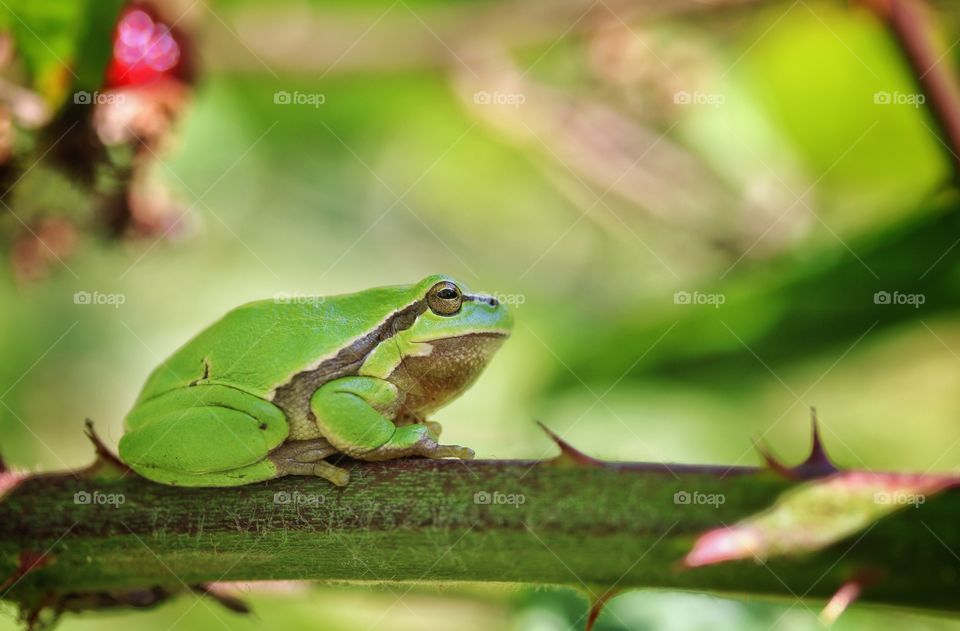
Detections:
[385, 332, 508, 416]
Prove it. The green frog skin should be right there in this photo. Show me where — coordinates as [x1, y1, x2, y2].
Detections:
[118, 274, 512, 487]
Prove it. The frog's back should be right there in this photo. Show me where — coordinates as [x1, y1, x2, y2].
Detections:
[133, 285, 418, 406]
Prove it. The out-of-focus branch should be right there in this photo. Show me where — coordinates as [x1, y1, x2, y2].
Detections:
[863, 0, 960, 177]
[202, 0, 775, 75]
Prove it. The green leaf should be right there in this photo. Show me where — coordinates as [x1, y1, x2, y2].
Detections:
[0, 0, 123, 106]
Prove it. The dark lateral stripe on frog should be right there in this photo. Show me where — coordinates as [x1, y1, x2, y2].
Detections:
[270, 298, 428, 421]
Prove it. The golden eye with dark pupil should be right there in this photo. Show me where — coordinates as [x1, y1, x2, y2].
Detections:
[427, 282, 462, 315]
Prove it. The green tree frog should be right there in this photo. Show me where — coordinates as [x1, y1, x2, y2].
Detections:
[118, 275, 512, 487]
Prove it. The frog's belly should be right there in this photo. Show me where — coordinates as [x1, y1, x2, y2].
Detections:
[286, 411, 324, 440]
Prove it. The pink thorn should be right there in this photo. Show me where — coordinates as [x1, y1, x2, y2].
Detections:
[0, 469, 24, 498]
[684, 526, 762, 567]
[820, 579, 863, 624]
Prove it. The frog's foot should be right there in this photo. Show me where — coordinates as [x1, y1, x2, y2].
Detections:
[274, 457, 350, 487]
[425, 443, 474, 459]
[359, 424, 474, 461]
[270, 438, 337, 462]
[269, 439, 350, 487]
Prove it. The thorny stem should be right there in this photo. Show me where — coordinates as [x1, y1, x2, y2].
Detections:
[1, 443, 960, 623]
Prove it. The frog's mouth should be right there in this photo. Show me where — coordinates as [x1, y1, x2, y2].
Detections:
[417, 331, 510, 344]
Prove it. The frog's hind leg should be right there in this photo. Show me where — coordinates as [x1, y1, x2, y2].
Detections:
[268, 439, 349, 487]
[119, 384, 289, 487]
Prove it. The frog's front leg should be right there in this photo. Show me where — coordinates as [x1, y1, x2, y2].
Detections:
[311, 376, 474, 462]
[424, 420, 443, 438]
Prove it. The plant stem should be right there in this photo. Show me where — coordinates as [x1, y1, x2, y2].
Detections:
[2, 456, 959, 616]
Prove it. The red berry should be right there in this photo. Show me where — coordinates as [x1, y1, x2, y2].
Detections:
[104, 7, 182, 88]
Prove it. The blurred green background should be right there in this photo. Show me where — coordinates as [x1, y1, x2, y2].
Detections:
[2, 0, 960, 628]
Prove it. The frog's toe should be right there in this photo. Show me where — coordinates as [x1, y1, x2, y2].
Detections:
[271, 446, 351, 486]
[315, 461, 350, 486]
[424, 420, 443, 438]
[433, 444, 475, 460]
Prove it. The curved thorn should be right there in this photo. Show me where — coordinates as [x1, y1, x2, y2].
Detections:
[0, 550, 54, 593]
[753, 435, 799, 479]
[191, 583, 252, 614]
[683, 525, 763, 568]
[754, 410, 838, 480]
[820, 569, 878, 624]
[586, 587, 620, 631]
[83, 419, 130, 474]
[800, 408, 838, 474]
[820, 580, 862, 625]
[536, 421, 604, 468]
[0, 468, 24, 500]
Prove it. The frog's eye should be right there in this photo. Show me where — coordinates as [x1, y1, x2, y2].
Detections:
[427, 281, 463, 316]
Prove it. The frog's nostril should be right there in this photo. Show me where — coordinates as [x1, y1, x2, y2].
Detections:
[488, 297, 499, 307]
